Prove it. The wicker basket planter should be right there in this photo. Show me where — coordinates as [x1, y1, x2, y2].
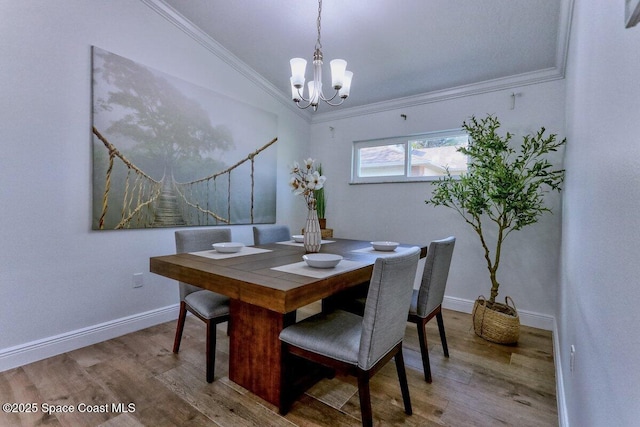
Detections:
[472, 296, 520, 344]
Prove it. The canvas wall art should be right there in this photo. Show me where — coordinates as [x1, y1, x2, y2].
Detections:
[91, 46, 278, 230]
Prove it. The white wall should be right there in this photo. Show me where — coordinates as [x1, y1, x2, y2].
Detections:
[309, 80, 566, 323]
[6, 3, 637, 424]
[561, 1, 640, 426]
[0, 0, 308, 367]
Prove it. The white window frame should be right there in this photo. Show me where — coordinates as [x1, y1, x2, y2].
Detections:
[351, 129, 468, 184]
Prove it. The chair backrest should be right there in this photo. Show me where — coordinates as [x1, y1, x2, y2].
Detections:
[252, 225, 291, 245]
[415, 236, 456, 318]
[358, 247, 421, 370]
[175, 228, 232, 300]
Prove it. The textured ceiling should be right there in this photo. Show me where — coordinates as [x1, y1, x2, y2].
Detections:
[160, 0, 565, 110]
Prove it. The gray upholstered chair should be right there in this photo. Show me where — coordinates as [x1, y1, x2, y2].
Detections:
[408, 236, 456, 383]
[252, 224, 291, 245]
[174, 228, 232, 383]
[279, 247, 421, 427]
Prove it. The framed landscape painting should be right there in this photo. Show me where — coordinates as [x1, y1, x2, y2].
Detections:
[91, 46, 277, 230]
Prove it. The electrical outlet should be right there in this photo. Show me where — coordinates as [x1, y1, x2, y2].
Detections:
[133, 273, 144, 288]
[570, 345, 576, 372]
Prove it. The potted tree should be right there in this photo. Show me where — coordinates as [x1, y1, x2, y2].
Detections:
[426, 114, 565, 344]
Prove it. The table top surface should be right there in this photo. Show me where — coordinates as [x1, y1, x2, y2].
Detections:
[150, 238, 425, 314]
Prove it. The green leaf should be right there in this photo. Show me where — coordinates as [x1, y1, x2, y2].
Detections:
[425, 114, 566, 304]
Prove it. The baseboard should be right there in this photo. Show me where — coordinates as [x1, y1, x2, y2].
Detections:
[442, 296, 555, 331]
[0, 304, 179, 373]
[553, 318, 569, 427]
[0, 298, 556, 363]
[1, 299, 568, 424]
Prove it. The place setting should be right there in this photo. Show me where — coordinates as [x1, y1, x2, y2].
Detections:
[351, 241, 415, 257]
[276, 234, 335, 247]
[271, 252, 367, 279]
[190, 242, 273, 259]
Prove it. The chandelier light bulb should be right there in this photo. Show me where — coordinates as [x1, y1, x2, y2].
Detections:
[339, 71, 353, 98]
[289, 58, 307, 88]
[330, 59, 347, 89]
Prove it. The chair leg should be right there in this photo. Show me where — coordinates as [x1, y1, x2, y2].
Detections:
[416, 318, 432, 382]
[206, 320, 216, 383]
[356, 371, 373, 427]
[436, 311, 449, 358]
[279, 344, 292, 415]
[173, 301, 187, 353]
[394, 346, 412, 416]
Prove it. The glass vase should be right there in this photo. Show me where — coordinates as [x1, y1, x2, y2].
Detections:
[304, 208, 322, 253]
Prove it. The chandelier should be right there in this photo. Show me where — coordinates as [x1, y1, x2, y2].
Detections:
[289, 0, 353, 111]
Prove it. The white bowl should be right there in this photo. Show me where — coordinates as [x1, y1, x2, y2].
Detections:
[212, 242, 244, 253]
[302, 253, 343, 268]
[371, 241, 399, 251]
[292, 234, 304, 243]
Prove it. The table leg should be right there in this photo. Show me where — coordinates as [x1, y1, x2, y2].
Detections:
[228, 299, 295, 406]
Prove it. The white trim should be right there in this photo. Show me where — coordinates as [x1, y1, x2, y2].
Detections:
[312, 0, 576, 123]
[0, 305, 179, 373]
[442, 295, 555, 331]
[553, 317, 570, 427]
[1, 299, 566, 424]
[311, 67, 564, 124]
[351, 129, 468, 184]
[626, 0, 640, 28]
[556, 0, 575, 72]
[140, 0, 311, 122]
[142, 0, 575, 125]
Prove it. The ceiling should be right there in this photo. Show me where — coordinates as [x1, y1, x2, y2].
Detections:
[159, 0, 568, 112]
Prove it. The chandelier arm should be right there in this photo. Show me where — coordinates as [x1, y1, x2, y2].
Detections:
[294, 86, 310, 103]
[292, 87, 317, 109]
[318, 88, 340, 103]
[295, 91, 345, 108]
[323, 96, 347, 107]
[294, 101, 317, 110]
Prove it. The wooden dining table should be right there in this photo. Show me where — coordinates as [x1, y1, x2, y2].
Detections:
[149, 238, 426, 406]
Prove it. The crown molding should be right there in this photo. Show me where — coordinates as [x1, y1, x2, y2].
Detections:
[142, 0, 574, 126]
[311, 0, 575, 124]
[140, 0, 311, 122]
[555, 0, 575, 77]
[310, 67, 565, 124]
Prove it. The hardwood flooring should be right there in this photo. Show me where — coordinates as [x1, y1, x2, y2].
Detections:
[0, 307, 557, 426]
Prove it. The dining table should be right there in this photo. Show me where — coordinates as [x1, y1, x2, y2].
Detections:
[149, 237, 426, 406]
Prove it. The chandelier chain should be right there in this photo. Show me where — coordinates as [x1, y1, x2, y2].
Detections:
[315, 0, 322, 50]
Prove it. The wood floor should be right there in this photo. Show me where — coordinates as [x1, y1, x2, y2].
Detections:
[0, 307, 558, 426]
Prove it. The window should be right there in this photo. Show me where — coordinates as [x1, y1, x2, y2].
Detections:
[351, 129, 469, 183]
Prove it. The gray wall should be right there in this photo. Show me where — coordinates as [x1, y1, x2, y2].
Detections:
[309, 80, 566, 324]
[3, 1, 639, 424]
[561, 1, 640, 425]
[0, 0, 309, 366]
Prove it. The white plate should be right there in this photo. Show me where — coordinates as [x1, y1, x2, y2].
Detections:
[292, 234, 304, 243]
[302, 253, 343, 268]
[212, 242, 244, 253]
[371, 241, 399, 251]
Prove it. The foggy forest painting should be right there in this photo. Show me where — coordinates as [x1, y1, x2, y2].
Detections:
[91, 46, 277, 230]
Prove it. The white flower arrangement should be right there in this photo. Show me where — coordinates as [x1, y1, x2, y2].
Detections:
[289, 158, 326, 210]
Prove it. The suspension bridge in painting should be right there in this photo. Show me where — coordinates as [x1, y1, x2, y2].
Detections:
[92, 127, 277, 230]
